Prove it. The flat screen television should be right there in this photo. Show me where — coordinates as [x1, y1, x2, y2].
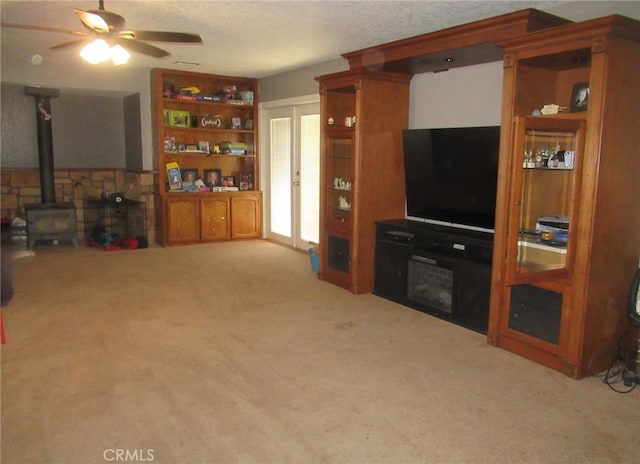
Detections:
[402, 126, 500, 232]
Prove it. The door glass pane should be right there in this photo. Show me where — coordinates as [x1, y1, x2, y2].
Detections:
[517, 128, 576, 272]
[270, 117, 291, 237]
[300, 114, 320, 244]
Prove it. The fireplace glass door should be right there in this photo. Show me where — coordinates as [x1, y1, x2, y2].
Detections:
[407, 253, 454, 315]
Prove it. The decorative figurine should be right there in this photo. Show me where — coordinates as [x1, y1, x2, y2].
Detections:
[540, 104, 567, 115]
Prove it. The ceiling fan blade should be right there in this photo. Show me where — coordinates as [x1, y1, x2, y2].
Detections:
[119, 30, 202, 43]
[50, 38, 90, 50]
[118, 38, 170, 58]
[74, 8, 125, 33]
[0, 22, 86, 36]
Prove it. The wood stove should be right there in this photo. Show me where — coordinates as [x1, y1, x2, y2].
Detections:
[25, 203, 78, 248]
[24, 86, 78, 249]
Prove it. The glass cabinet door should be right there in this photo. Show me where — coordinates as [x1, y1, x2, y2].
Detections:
[509, 117, 585, 280]
[326, 132, 354, 230]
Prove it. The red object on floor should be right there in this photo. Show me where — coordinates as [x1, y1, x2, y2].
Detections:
[1, 307, 6, 345]
[86, 238, 138, 251]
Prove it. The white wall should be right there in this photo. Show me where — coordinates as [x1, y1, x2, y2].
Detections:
[260, 58, 348, 102]
[408, 61, 503, 129]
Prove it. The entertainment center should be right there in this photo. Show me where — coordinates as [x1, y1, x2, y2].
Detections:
[317, 10, 640, 379]
[375, 219, 493, 334]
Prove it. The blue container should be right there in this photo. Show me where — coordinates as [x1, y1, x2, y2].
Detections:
[308, 248, 319, 273]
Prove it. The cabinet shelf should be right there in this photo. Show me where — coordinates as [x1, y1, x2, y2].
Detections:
[523, 166, 573, 171]
[164, 126, 254, 134]
[163, 98, 253, 109]
[527, 113, 588, 120]
[517, 237, 567, 271]
[326, 126, 355, 132]
[163, 153, 255, 158]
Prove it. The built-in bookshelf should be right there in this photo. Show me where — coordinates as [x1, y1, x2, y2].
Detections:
[151, 68, 261, 245]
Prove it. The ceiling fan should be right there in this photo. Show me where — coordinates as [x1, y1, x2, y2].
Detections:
[1, 0, 202, 64]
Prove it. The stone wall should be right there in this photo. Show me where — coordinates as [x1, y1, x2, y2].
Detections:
[0, 168, 156, 244]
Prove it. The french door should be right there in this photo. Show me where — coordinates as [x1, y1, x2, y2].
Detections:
[263, 101, 320, 250]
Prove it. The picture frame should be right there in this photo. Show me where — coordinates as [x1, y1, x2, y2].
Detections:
[181, 168, 199, 186]
[231, 116, 242, 129]
[221, 176, 236, 187]
[203, 168, 222, 187]
[244, 119, 254, 130]
[238, 172, 254, 191]
[170, 109, 190, 127]
[570, 82, 589, 112]
[198, 141, 210, 154]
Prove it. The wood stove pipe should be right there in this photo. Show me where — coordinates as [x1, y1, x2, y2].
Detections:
[24, 86, 60, 204]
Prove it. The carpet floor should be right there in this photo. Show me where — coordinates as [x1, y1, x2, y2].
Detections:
[1, 240, 639, 464]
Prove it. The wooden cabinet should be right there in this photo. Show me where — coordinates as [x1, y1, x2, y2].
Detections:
[164, 192, 261, 245]
[231, 194, 262, 239]
[316, 70, 411, 293]
[165, 197, 199, 244]
[151, 68, 261, 246]
[201, 196, 230, 241]
[488, 16, 640, 378]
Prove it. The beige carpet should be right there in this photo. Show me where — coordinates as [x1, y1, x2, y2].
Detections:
[1, 240, 638, 464]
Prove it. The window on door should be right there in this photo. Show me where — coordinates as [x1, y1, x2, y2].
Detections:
[270, 117, 292, 237]
[264, 102, 320, 250]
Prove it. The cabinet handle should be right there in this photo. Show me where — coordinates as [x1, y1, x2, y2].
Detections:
[293, 181, 300, 186]
[515, 200, 522, 206]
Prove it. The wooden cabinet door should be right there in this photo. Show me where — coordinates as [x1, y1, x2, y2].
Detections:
[200, 196, 230, 241]
[231, 193, 262, 239]
[165, 197, 199, 244]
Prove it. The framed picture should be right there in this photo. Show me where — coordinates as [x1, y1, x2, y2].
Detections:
[244, 119, 254, 130]
[181, 168, 199, 186]
[570, 82, 589, 112]
[221, 176, 236, 187]
[238, 172, 254, 191]
[198, 141, 210, 154]
[170, 109, 190, 127]
[204, 168, 222, 187]
[231, 117, 242, 129]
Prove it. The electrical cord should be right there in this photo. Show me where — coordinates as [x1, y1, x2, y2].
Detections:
[599, 330, 638, 393]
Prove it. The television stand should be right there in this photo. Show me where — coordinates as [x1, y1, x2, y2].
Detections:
[374, 219, 493, 334]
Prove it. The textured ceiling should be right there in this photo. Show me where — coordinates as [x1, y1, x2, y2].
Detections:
[2, 0, 574, 78]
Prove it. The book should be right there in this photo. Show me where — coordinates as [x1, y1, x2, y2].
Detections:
[175, 94, 197, 101]
[166, 162, 183, 190]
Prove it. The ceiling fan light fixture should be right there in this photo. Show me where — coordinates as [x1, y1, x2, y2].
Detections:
[4, 1, 201, 64]
[79, 39, 130, 65]
[110, 44, 130, 65]
[80, 38, 110, 64]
